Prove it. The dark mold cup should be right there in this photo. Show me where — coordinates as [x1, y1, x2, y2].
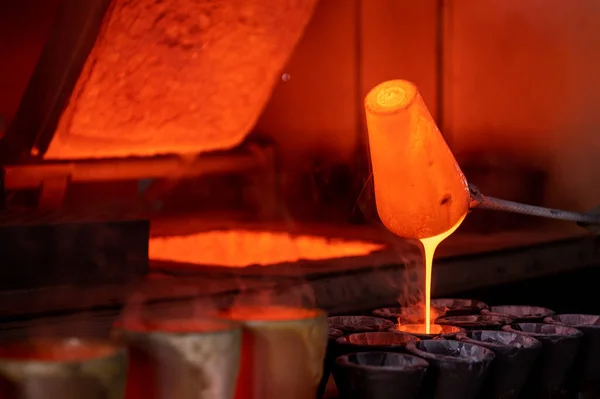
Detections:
[456, 330, 542, 399]
[335, 331, 419, 356]
[372, 306, 406, 322]
[406, 339, 495, 399]
[431, 298, 489, 316]
[328, 316, 395, 334]
[325, 316, 394, 396]
[436, 315, 514, 331]
[502, 322, 583, 398]
[545, 314, 600, 398]
[389, 324, 465, 340]
[483, 305, 555, 322]
[317, 328, 344, 399]
[372, 306, 446, 323]
[332, 352, 429, 399]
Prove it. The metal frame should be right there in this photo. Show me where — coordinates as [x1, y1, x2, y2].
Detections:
[0, 230, 597, 320]
[2, 143, 277, 209]
[1, 0, 111, 163]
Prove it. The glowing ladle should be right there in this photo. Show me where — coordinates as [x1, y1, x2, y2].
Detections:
[364, 79, 600, 334]
[364, 80, 470, 334]
[364, 80, 470, 239]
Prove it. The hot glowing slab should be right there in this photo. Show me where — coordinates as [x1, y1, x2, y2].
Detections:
[149, 230, 385, 267]
[44, 0, 319, 159]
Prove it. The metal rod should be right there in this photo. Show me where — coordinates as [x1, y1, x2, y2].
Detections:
[3, 145, 273, 190]
[468, 183, 600, 225]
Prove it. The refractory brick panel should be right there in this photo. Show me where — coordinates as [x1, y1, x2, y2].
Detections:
[45, 0, 318, 159]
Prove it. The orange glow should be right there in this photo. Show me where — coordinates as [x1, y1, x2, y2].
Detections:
[217, 306, 327, 399]
[149, 230, 385, 267]
[219, 306, 320, 322]
[397, 323, 444, 335]
[44, 0, 319, 159]
[395, 324, 462, 336]
[117, 317, 240, 399]
[0, 339, 117, 361]
[364, 79, 470, 239]
[365, 79, 470, 335]
[421, 214, 466, 333]
[116, 318, 233, 334]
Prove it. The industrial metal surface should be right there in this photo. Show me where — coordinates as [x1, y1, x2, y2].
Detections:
[0, 209, 149, 290]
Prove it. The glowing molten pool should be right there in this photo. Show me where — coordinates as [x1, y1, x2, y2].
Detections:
[394, 324, 462, 336]
[397, 324, 444, 335]
[149, 230, 385, 267]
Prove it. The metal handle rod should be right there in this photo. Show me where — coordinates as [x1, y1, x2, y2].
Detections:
[468, 184, 600, 224]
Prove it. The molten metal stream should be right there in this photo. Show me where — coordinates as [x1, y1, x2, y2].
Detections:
[420, 214, 466, 334]
[364, 79, 471, 334]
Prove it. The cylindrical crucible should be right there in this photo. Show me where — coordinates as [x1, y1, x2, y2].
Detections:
[0, 337, 127, 399]
[327, 316, 394, 334]
[545, 314, 600, 399]
[436, 315, 514, 331]
[389, 324, 465, 340]
[114, 317, 241, 399]
[456, 330, 542, 399]
[372, 306, 446, 324]
[406, 339, 495, 399]
[502, 322, 582, 398]
[317, 328, 344, 399]
[431, 299, 489, 317]
[333, 352, 429, 399]
[334, 331, 419, 357]
[483, 305, 555, 322]
[217, 306, 327, 399]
